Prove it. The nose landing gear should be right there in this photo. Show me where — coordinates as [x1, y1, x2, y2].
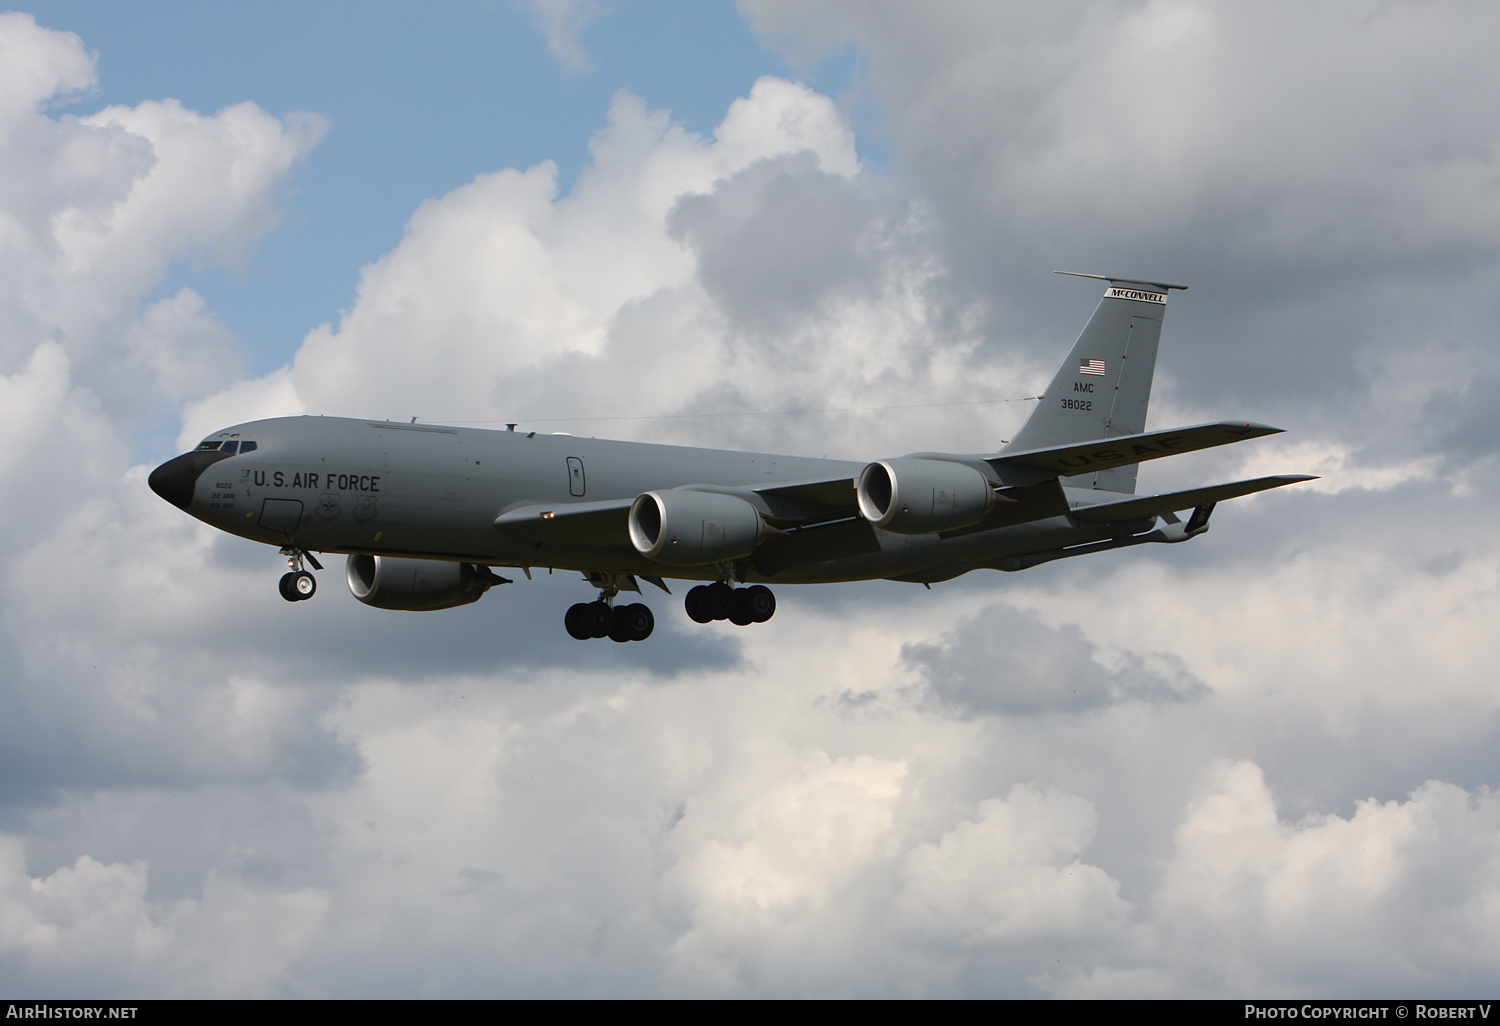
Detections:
[278, 547, 323, 602]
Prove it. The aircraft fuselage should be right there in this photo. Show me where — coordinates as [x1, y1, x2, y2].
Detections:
[160, 415, 1136, 586]
[148, 275, 1312, 641]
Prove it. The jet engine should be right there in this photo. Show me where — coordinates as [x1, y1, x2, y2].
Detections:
[345, 554, 501, 611]
[628, 489, 765, 566]
[856, 458, 996, 534]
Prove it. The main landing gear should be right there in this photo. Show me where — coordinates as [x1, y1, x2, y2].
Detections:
[278, 547, 323, 602]
[565, 573, 654, 643]
[561, 574, 774, 641]
[684, 583, 775, 626]
[565, 601, 654, 642]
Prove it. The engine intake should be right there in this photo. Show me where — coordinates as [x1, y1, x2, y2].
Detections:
[628, 489, 765, 566]
[345, 555, 501, 611]
[856, 458, 995, 534]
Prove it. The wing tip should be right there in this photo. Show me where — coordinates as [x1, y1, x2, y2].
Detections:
[1217, 420, 1284, 434]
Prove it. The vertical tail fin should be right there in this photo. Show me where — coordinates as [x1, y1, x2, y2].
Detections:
[1003, 273, 1186, 493]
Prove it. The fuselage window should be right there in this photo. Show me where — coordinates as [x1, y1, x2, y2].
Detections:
[196, 440, 254, 453]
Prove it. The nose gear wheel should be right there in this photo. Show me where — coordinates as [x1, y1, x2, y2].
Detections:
[276, 548, 321, 602]
[279, 570, 316, 602]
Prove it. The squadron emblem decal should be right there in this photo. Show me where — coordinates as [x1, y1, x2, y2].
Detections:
[317, 493, 341, 520]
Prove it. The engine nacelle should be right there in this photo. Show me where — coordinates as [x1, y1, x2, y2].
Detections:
[856, 457, 995, 534]
[345, 555, 499, 611]
[628, 489, 765, 566]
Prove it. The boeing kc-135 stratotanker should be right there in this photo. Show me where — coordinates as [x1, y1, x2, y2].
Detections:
[149, 274, 1313, 642]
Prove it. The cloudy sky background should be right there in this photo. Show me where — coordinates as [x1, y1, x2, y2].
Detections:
[2, 0, 1499, 997]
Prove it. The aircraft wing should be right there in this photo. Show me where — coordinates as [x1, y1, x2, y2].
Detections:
[752, 476, 859, 525]
[491, 474, 865, 556]
[990, 421, 1284, 479]
[752, 517, 882, 576]
[493, 498, 634, 547]
[1069, 475, 1317, 523]
[936, 478, 1072, 539]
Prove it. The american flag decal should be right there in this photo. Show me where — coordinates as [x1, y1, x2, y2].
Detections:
[1079, 358, 1106, 376]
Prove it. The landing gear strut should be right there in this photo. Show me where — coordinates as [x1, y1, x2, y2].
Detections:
[685, 583, 775, 625]
[564, 572, 654, 642]
[278, 547, 323, 602]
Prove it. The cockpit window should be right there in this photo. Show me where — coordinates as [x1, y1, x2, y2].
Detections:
[194, 440, 256, 453]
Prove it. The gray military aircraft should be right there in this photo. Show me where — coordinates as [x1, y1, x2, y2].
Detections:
[148, 274, 1313, 642]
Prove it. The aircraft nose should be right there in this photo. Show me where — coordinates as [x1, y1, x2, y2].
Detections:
[148, 450, 230, 510]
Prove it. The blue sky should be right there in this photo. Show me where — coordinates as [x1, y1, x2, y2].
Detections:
[25, 0, 865, 376]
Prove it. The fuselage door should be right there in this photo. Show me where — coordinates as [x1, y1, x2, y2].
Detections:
[259, 498, 305, 535]
[567, 457, 586, 497]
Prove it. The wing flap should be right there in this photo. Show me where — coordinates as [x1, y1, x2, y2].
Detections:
[990, 421, 1284, 479]
[1069, 475, 1317, 523]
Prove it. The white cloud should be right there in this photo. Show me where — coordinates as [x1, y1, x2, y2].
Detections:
[0, 835, 328, 997]
[905, 604, 1207, 715]
[0, 12, 323, 422]
[0, 16, 345, 794]
[525, 0, 606, 72]
[743, 0, 1500, 262]
[181, 77, 961, 462]
[4, 3, 1500, 999]
[741, 0, 1500, 492]
[899, 785, 1132, 946]
[0, 12, 93, 124]
[1136, 761, 1500, 996]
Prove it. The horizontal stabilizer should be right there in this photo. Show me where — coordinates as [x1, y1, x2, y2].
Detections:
[1069, 475, 1318, 524]
[1054, 271, 1189, 292]
[990, 421, 1283, 479]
